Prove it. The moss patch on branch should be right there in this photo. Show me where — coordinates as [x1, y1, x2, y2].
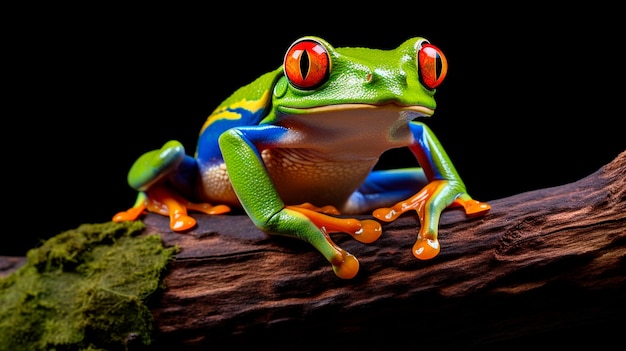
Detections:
[0, 221, 176, 351]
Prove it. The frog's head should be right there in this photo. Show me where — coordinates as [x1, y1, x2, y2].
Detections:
[266, 36, 447, 122]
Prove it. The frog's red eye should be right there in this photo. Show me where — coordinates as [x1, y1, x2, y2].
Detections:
[418, 43, 448, 89]
[284, 38, 331, 90]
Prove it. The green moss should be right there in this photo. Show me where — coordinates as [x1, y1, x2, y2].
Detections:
[0, 221, 177, 351]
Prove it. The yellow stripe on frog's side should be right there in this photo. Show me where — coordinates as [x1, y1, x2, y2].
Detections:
[200, 89, 271, 135]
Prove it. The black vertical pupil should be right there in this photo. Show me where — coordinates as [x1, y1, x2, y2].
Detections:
[435, 55, 443, 77]
[300, 50, 310, 79]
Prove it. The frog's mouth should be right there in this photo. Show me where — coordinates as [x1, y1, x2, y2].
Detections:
[278, 103, 434, 118]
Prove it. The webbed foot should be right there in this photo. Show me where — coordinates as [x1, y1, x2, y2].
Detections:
[287, 203, 382, 244]
[113, 140, 231, 231]
[281, 203, 382, 279]
[372, 180, 490, 260]
[113, 185, 230, 231]
[113, 203, 147, 223]
[331, 250, 360, 279]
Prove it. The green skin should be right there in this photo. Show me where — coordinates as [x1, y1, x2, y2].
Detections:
[115, 36, 490, 279]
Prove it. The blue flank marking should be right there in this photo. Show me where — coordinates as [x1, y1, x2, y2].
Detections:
[195, 105, 268, 163]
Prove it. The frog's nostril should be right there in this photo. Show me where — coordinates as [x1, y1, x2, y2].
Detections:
[366, 73, 373, 82]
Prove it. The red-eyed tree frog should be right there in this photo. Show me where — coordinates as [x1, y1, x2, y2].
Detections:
[113, 36, 491, 279]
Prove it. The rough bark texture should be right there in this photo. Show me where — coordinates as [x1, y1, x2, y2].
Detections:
[2, 151, 625, 350]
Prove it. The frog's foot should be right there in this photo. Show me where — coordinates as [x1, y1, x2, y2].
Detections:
[286, 204, 382, 244]
[113, 204, 147, 222]
[372, 180, 490, 260]
[289, 202, 341, 215]
[451, 196, 491, 216]
[185, 202, 232, 216]
[113, 185, 231, 232]
[272, 208, 361, 279]
[145, 185, 231, 231]
[330, 249, 360, 279]
[316, 234, 360, 279]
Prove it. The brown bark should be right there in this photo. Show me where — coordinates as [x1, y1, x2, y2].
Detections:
[2, 151, 625, 349]
[147, 150, 625, 349]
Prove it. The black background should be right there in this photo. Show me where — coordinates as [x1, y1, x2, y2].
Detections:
[5, 5, 624, 256]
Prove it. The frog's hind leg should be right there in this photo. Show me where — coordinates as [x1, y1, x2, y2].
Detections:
[113, 140, 186, 224]
[112, 140, 230, 231]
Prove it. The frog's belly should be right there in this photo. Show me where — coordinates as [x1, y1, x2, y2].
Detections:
[197, 148, 376, 211]
[197, 163, 240, 207]
[262, 148, 375, 209]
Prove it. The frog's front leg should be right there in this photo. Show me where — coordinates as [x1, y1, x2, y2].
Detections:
[113, 140, 230, 231]
[373, 122, 490, 260]
[219, 126, 381, 279]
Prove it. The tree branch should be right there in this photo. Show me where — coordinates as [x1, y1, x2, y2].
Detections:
[147, 150, 626, 349]
[2, 151, 624, 350]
